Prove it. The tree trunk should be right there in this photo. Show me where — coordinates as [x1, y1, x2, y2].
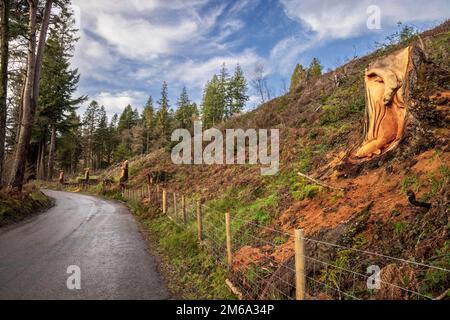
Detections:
[8, 0, 53, 191]
[36, 139, 41, 178]
[0, 0, 9, 187]
[37, 138, 45, 180]
[47, 124, 56, 180]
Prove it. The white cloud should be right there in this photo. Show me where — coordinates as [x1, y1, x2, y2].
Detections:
[272, 0, 450, 76]
[94, 91, 148, 117]
[166, 49, 266, 90]
[94, 14, 199, 60]
[270, 36, 314, 75]
[280, 0, 450, 40]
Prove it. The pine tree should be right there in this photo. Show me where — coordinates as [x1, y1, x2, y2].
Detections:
[174, 87, 197, 130]
[105, 113, 119, 165]
[229, 64, 249, 115]
[290, 63, 307, 91]
[93, 105, 109, 168]
[37, 5, 86, 179]
[57, 110, 82, 174]
[218, 63, 231, 118]
[82, 100, 100, 169]
[307, 58, 322, 79]
[130, 124, 145, 155]
[142, 96, 154, 153]
[201, 75, 223, 128]
[155, 81, 171, 145]
[118, 104, 139, 132]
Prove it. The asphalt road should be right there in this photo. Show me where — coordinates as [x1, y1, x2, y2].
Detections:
[0, 189, 169, 300]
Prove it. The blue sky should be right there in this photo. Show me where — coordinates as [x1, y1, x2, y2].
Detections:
[71, 0, 450, 119]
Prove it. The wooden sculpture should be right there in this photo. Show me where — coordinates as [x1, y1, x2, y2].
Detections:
[59, 170, 65, 184]
[84, 168, 90, 183]
[119, 160, 129, 184]
[354, 46, 412, 159]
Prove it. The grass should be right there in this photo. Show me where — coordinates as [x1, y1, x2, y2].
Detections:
[319, 82, 365, 127]
[92, 190, 235, 300]
[0, 187, 52, 228]
[400, 175, 421, 193]
[137, 212, 236, 299]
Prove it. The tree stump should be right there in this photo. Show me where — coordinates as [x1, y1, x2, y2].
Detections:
[59, 170, 65, 184]
[341, 43, 449, 173]
[84, 168, 90, 184]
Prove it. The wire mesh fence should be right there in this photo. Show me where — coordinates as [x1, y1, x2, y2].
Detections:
[119, 183, 450, 300]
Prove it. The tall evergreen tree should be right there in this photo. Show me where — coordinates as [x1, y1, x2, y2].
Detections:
[82, 100, 100, 169]
[201, 75, 223, 128]
[0, 0, 10, 186]
[142, 96, 154, 153]
[118, 104, 139, 132]
[229, 64, 249, 115]
[155, 81, 171, 144]
[307, 58, 322, 79]
[174, 87, 197, 130]
[290, 63, 307, 91]
[37, 5, 86, 179]
[218, 63, 231, 118]
[57, 110, 82, 174]
[93, 105, 108, 168]
[105, 113, 119, 164]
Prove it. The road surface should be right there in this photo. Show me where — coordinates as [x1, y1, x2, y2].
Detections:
[0, 189, 169, 300]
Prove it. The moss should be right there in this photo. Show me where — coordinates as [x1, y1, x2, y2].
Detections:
[0, 189, 52, 228]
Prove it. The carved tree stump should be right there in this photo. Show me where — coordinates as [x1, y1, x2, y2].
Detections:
[59, 171, 65, 184]
[84, 168, 90, 184]
[343, 43, 449, 171]
[119, 160, 129, 185]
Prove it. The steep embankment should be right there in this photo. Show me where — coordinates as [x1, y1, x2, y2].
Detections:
[0, 185, 53, 228]
[101, 21, 450, 299]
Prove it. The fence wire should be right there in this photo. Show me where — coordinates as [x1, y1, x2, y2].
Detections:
[99, 183, 450, 300]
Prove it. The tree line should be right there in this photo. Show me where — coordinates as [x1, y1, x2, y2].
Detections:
[0, 0, 87, 190]
[0, 0, 319, 191]
[0, 0, 251, 190]
[81, 62, 249, 172]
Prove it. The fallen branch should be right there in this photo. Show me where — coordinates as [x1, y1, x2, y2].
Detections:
[297, 172, 346, 192]
[226, 279, 243, 300]
[435, 288, 450, 300]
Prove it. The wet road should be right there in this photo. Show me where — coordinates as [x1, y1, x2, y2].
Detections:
[0, 190, 169, 300]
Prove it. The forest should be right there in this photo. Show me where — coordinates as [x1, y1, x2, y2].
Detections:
[0, 0, 325, 189]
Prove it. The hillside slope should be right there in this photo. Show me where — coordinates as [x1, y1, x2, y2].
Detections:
[100, 22, 450, 299]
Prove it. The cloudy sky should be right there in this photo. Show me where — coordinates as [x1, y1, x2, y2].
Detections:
[71, 0, 450, 118]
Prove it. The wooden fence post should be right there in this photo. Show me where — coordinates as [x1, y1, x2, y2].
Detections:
[225, 212, 232, 267]
[182, 195, 186, 223]
[162, 189, 167, 214]
[197, 200, 202, 242]
[173, 192, 177, 217]
[295, 229, 306, 300]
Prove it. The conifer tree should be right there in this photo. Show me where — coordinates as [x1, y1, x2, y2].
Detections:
[307, 57, 322, 79]
[201, 75, 223, 128]
[155, 81, 171, 144]
[174, 87, 197, 130]
[290, 63, 307, 91]
[142, 96, 154, 153]
[229, 64, 249, 115]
